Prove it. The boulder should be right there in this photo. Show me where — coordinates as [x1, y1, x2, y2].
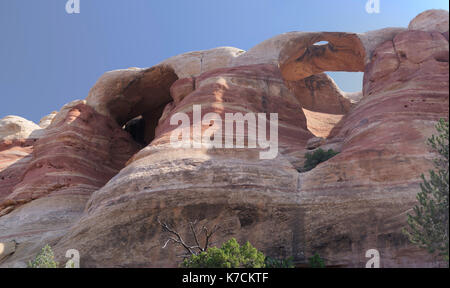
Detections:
[0, 241, 16, 262]
[409, 9, 450, 33]
[38, 111, 58, 129]
[0, 116, 42, 141]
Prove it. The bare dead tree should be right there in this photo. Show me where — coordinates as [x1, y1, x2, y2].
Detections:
[157, 218, 220, 259]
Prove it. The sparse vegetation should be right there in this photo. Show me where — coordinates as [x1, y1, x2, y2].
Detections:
[264, 256, 295, 268]
[308, 253, 325, 268]
[299, 148, 339, 172]
[27, 244, 59, 268]
[182, 238, 266, 268]
[403, 119, 449, 264]
[158, 219, 294, 268]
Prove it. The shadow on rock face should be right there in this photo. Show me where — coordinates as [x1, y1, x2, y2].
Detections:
[123, 116, 146, 145]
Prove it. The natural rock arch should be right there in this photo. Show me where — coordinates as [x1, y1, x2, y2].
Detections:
[279, 32, 366, 82]
[86, 47, 246, 145]
[86, 66, 179, 144]
[263, 32, 368, 137]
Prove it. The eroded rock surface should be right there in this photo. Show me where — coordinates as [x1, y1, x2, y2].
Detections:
[160, 47, 246, 78]
[0, 116, 42, 207]
[293, 29, 449, 267]
[38, 112, 58, 129]
[0, 9, 448, 268]
[0, 104, 140, 266]
[0, 116, 42, 141]
[409, 9, 449, 33]
[279, 32, 366, 81]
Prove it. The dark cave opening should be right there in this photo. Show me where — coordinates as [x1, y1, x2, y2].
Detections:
[122, 102, 170, 146]
[123, 116, 146, 145]
[110, 66, 179, 147]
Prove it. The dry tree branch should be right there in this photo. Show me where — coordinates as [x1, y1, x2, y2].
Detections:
[158, 218, 220, 258]
[203, 224, 220, 251]
[189, 221, 202, 252]
[158, 218, 196, 255]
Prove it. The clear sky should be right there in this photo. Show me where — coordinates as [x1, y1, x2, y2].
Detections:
[1, 0, 448, 123]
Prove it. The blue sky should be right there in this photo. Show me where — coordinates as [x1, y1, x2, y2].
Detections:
[1, 0, 448, 123]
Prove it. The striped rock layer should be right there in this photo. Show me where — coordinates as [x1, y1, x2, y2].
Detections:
[0, 9, 448, 267]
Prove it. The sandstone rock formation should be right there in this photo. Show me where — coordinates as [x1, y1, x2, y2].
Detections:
[285, 73, 352, 138]
[0, 116, 42, 208]
[160, 47, 246, 78]
[0, 116, 43, 141]
[279, 33, 366, 81]
[409, 9, 449, 33]
[280, 27, 449, 268]
[0, 9, 448, 268]
[0, 139, 33, 208]
[0, 241, 15, 262]
[38, 112, 58, 129]
[0, 103, 140, 266]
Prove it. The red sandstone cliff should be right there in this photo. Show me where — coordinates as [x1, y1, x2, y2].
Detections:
[0, 9, 448, 267]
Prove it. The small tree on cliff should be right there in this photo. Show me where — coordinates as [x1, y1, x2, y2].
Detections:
[182, 238, 266, 268]
[28, 245, 59, 268]
[157, 219, 293, 268]
[158, 219, 264, 268]
[404, 119, 449, 264]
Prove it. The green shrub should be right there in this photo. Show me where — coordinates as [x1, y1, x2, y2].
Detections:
[28, 245, 59, 268]
[308, 253, 325, 268]
[264, 256, 295, 268]
[403, 119, 449, 264]
[300, 148, 339, 172]
[182, 238, 266, 268]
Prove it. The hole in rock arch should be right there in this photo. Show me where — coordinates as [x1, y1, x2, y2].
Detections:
[110, 66, 179, 146]
[325, 72, 363, 93]
[313, 41, 329, 46]
[281, 33, 366, 139]
[288, 71, 363, 139]
[122, 103, 172, 146]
